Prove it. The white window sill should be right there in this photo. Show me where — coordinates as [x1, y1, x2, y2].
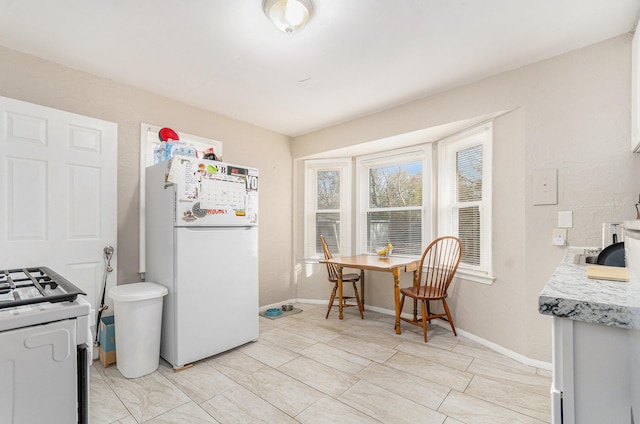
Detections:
[304, 257, 322, 264]
[455, 268, 495, 285]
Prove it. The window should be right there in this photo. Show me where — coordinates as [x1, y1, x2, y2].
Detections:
[304, 159, 351, 259]
[439, 123, 493, 283]
[357, 147, 431, 256]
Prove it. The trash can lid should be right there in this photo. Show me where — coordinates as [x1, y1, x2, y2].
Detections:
[108, 282, 168, 302]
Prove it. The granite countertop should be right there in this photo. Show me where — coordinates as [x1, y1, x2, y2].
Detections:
[539, 247, 640, 329]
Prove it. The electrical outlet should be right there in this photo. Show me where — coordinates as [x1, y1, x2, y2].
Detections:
[552, 228, 567, 246]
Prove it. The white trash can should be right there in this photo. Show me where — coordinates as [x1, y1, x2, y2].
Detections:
[108, 282, 168, 378]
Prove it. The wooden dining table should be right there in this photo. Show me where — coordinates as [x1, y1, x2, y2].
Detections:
[321, 254, 420, 334]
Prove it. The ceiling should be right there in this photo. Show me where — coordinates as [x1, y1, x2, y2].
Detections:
[0, 1, 639, 137]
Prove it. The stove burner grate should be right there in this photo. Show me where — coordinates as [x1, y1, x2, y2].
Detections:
[0, 267, 86, 309]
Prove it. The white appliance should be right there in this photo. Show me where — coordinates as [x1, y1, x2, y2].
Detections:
[0, 267, 92, 424]
[145, 156, 259, 369]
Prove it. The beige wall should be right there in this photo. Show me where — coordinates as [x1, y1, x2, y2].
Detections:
[0, 46, 294, 307]
[292, 35, 640, 362]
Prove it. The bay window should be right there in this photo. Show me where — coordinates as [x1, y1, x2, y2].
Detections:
[303, 122, 493, 284]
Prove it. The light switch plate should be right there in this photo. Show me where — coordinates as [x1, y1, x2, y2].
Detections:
[533, 169, 558, 205]
[558, 210, 573, 228]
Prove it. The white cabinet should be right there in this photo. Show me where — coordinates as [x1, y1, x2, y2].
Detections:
[625, 222, 640, 420]
[552, 317, 632, 423]
[631, 330, 640, 422]
[632, 20, 640, 152]
[542, 241, 640, 423]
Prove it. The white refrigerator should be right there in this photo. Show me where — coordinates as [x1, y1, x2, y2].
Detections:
[145, 156, 259, 369]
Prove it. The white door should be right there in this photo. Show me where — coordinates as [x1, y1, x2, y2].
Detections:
[0, 96, 117, 334]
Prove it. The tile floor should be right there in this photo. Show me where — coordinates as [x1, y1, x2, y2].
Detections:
[90, 303, 552, 423]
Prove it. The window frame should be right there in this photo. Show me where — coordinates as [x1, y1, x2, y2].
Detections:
[304, 158, 352, 260]
[356, 145, 432, 256]
[438, 123, 494, 284]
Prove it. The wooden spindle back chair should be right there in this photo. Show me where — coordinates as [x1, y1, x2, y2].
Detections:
[399, 236, 462, 342]
[320, 235, 364, 319]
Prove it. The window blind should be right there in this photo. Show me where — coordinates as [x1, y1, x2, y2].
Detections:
[456, 145, 483, 266]
[315, 170, 341, 252]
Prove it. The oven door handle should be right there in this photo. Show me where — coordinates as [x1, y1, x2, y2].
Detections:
[77, 344, 89, 424]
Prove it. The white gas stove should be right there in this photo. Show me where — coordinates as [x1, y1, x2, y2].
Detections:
[0, 267, 91, 424]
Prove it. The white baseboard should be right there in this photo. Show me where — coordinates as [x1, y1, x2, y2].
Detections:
[263, 299, 551, 371]
[293, 298, 327, 307]
[441, 323, 552, 370]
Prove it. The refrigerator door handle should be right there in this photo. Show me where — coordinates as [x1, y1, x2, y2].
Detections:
[180, 226, 256, 231]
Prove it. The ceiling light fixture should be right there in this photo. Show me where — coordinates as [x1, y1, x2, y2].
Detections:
[263, 0, 313, 33]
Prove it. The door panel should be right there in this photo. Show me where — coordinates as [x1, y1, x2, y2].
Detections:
[68, 164, 102, 239]
[0, 96, 117, 336]
[7, 157, 47, 240]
